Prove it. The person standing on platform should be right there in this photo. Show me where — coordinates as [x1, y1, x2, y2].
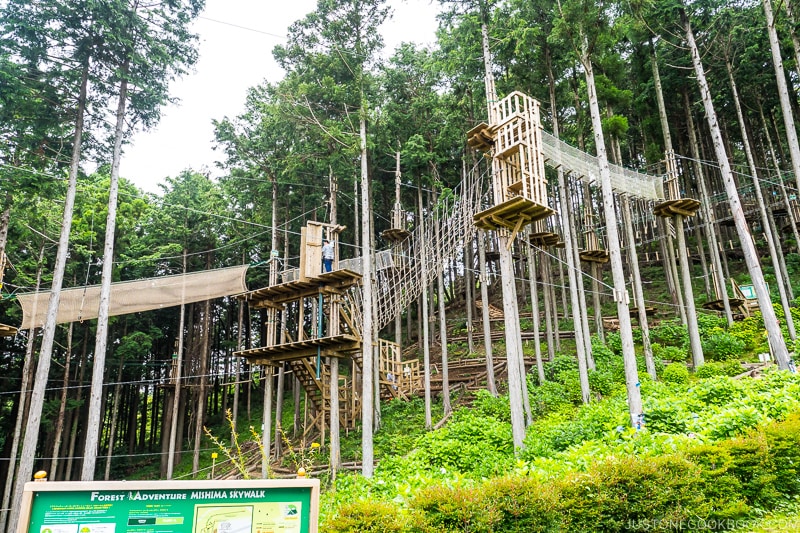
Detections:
[322, 239, 334, 272]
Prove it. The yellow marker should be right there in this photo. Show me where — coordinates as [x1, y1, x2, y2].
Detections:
[33, 471, 47, 481]
[296, 467, 306, 478]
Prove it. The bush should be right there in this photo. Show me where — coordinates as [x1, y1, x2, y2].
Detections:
[415, 411, 513, 477]
[702, 332, 746, 361]
[693, 377, 742, 406]
[558, 455, 713, 531]
[482, 476, 561, 532]
[662, 362, 689, 384]
[695, 361, 743, 379]
[604, 331, 622, 355]
[544, 353, 578, 381]
[652, 343, 688, 362]
[325, 500, 408, 533]
[409, 485, 498, 533]
[652, 319, 689, 348]
[697, 313, 728, 339]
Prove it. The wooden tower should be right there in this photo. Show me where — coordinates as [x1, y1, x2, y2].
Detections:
[235, 222, 420, 437]
[469, 91, 554, 238]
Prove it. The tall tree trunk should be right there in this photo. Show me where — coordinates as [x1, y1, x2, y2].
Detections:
[50, 322, 74, 479]
[525, 240, 546, 385]
[192, 296, 212, 477]
[9, 62, 89, 530]
[580, 36, 642, 426]
[434, 190, 451, 416]
[622, 197, 656, 380]
[82, 63, 129, 481]
[167, 250, 187, 478]
[481, 19, 529, 448]
[477, 230, 497, 395]
[726, 57, 796, 341]
[418, 185, 433, 428]
[681, 7, 791, 368]
[359, 108, 375, 476]
[103, 356, 125, 480]
[764, 0, 800, 197]
[684, 90, 733, 325]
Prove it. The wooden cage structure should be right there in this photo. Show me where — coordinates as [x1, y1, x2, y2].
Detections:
[470, 91, 555, 234]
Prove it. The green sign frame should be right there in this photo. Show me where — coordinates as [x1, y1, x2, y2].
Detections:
[18, 479, 319, 533]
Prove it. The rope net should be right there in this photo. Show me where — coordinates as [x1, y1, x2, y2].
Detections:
[17, 266, 248, 329]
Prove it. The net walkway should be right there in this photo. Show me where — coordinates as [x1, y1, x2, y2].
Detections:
[541, 131, 664, 201]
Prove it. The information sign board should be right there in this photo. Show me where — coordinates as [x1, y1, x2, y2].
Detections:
[18, 479, 319, 533]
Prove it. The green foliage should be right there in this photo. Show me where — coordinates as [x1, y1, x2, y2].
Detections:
[325, 500, 407, 533]
[470, 389, 510, 423]
[651, 319, 689, 349]
[415, 409, 514, 478]
[652, 343, 688, 362]
[697, 313, 728, 340]
[695, 361, 743, 379]
[728, 314, 767, 352]
[644, 398, 687, 434]
[692, 377, 743, 406]
[603, 332, 623, 355]
[409, 485, 498, 533]
[661, 362, 689, 384]
[702, 332, 746, 361]
[543, 353, 578, 381]
[528, 380, 576, 417]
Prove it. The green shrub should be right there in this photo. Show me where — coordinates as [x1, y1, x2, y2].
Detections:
[482, 476, 561, 532]
[693, 377, 742, 406]
[697, 313, 728, 339]
[591, 335, 616, 361]
[604, 331, 622, 355]
[644, 398, 687, 433]
[705, 406, 762, 439]
[702, 332, 746, 361]
[471, 389, 510, 423]
[415, 411, 513, 477]
[409, 484, 498, 533]
[652, 319, 689, 348]
[528, 380, 575, 417]
[728, 314, 766, 351]
[324, 500, 407, 533]
[695, 361, 743, 379]
[588, 369, 617, 397]
[653, 343, 688, 362]
[558, 455, 711, 531]
[662, 362, 689, 384]
[763, 412, 800, 496]
[544, 353, 578, 381]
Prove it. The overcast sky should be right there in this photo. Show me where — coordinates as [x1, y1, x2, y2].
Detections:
[122, 0, 442, 193]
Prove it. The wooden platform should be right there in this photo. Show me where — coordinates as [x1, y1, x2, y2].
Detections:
[0, 323, 18, 337]
[474, 197, 554, 232]
[466, 122, 495, 152]
[234, 334, 361, 365]
[630, 306, 656, 318]
[381, 228, 411, 242]
[579, 249, 610, 263]
[239, 269, 361, 306]
[529, 231, 562, 247]
[702, 298, 746, 311]
[653, 197, 701, 218]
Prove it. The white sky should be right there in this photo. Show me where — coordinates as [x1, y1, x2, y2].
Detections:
[122, 0, 442, 194]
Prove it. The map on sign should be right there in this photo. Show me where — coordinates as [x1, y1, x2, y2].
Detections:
[194, 503, 300, 533]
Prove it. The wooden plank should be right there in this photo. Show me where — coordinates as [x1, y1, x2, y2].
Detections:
[0, 323, 18, 337]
